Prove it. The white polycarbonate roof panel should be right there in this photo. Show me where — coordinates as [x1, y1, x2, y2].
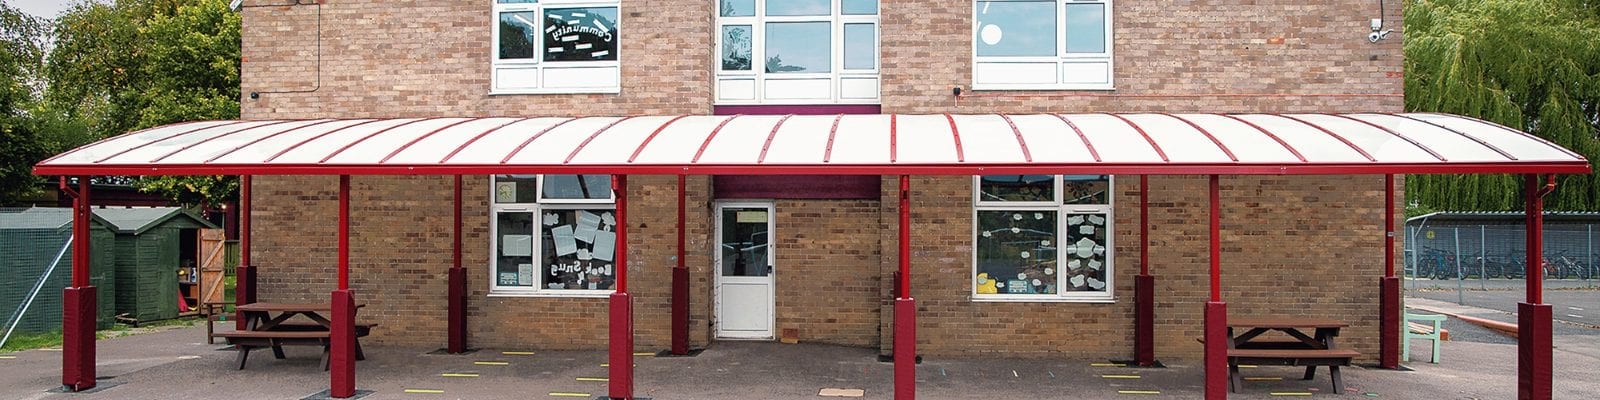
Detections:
[35, 113, 1589, 176]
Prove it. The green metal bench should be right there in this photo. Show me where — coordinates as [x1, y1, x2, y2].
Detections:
[1403, 313, 1446, 363]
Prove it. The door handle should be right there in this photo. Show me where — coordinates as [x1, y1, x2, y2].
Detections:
[767, 265, 774, 274]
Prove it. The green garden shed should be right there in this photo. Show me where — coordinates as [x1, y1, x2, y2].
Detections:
[95, 207, 217, 322]
[0, 208, 117, 334]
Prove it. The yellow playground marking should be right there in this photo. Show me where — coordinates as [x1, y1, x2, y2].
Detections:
[503, 351, 536, 355]
[1237, 365, 1258, 368]
[1244, 377, 1284, 381]
[474, 361, 510, 366]
[549, 393, 591, 397]
[633, 352, 655, 357]
[576, 377, 609, 382]
[1270, 392, 1313, 396]
[403, 389, 445, 394]
[441, 373, 479, 377]
[0, 356, 16, 359]
[599, 363, 636, 367]
[1118, 390, 1161, 395]
[1090, 363, 1126, 367]
[1101, 375, 1142, 379]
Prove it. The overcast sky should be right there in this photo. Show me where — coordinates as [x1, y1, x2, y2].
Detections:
[4, 0, 86, 19]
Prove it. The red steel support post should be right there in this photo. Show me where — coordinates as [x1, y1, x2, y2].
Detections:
[1379, 174, 1401, 369]
[61, 177, 96, 392]
[894, 175, 916, 400]
[1135, 175, 1156, 366]
[1519, 174, 1553, 400]
[330, 175, 357, 398]
[609, 175, 635, 399]
[236, 176, 256, 330]
[672, 174, 689, 355]
[448, 175, 467, 353]
[1204, 175, 1227, 400]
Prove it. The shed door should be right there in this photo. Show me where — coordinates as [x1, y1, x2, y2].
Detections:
[197, 229, 227, 307]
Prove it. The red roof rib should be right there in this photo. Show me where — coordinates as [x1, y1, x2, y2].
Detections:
[823, 114, 844, 163]
[627, 115, 690, 163]
[944, 114, 965, 163]
[1422, 112, 1584, 159]
[1216, 114, 1307, 163]
[45, 120, 212, 165]
[563, 116, 637, 164]
[500, 118, 579, 164]
[206, 119, 358, 163]
[757, 115, 795, 164]
[997, 114, 1033, 162]
[1270, 115, 1379, 162]
[1314, 114, 1442, 161]
[1050, 114, 1101, 163]
[149, 120, 317, 163]
[318, 118, 444, 164]
[381, 118, 489, 163]
[1162, 114, 1238, 162]
[889, 115, 899, 163]
[1104, 114, 1169, 162]
[1390, 114, 1517, 160]
[692, 115, 742, 163]
[264, 119, 400, 163]
[94, 120, 259, 164]
[440, 117, 534, 163]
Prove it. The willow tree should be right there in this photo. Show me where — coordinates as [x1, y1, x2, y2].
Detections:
[1405, 0, 1600, 211]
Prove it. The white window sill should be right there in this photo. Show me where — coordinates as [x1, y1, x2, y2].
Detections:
[970, 295, 1116, 303]
[970, 84, 1116, 92]
[489, 88, 621, 95]
[487, 290, 614, 299]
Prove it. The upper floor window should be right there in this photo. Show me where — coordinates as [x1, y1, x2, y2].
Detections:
[972, 0, 1113, 90]
[492, 0, 621, 94]
[490, 175, 618, 296]
[973, 175, 1114, 302]
[715, 0, 880, 104]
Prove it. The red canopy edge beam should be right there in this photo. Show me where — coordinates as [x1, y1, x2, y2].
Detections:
[150, 120, 328, 163]
[441, 117, 533, 163]
[894, 175, 916, 400]
[757, 115, 796, 164]
[608, 175, 635, 399]
[60, 176, 96, 392]
[1519, 174, 1555, 400]
[671, 174, 689, 355]
[1203, 175, 1226, 400]
[564, 116, 639, 164]
[943, 113, 966, 162]
[35, 162, 1594, 177]
[1217, 114, 1308, 163]
[1424, 112, 1585, 159]
[264, 119, 397, 163]
[1379, 174, 1401, 369]
[205, 119, 351, 163]
[1390, 114, 1517, 160]
[1318, 113, 1446, 161]
[1161, 113, 1239, 162]
[331, 175, 357, 398]
[1134, 175, 1156, 366]
[318, 118, 443, 164]
[1270, 115, 1379, 162]
[1050, 114, 1102, 163]
[1104, 113, 1169, 162]
[448, 175, 467, 354]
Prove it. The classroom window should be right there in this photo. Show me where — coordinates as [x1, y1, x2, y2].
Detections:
[973, 175, 1113, 301]
[972, 0, 1113, 90]
[491, 0, 621, 94]
[715, 0, 880, 104]
[490, 175, 618, 296]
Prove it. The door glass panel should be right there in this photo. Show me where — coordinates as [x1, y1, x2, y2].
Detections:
[720, 207, 770, 277]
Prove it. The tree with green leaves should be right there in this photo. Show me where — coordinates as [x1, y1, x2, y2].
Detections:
[45, 0, 241, 208]
[1405, 0, 1600, 211]
[0, 3, 50, 204]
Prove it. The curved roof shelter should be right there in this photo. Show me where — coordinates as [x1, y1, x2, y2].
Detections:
[33, 113, 1591, 176]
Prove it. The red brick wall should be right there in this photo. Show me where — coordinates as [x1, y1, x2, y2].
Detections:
[243, 0, 1405, 360]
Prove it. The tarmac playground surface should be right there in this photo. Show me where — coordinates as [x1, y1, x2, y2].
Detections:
[1, 297, 1597, 400]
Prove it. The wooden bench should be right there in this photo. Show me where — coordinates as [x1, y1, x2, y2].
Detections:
[212, 323, 376, 370]
[1228, 348, 1360, 394]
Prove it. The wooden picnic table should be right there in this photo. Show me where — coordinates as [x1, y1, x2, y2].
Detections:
[1226, 317, 1358, 394]
[216, 302, 373, 370]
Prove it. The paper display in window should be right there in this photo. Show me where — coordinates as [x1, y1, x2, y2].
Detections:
[550, 225, 578, 256]
[592, 230, 616, 261]
[499, 272, 519, 286]
[502, 234, 533, 257]
[518, 264, 534, 286]
[574, 210, 602, 243]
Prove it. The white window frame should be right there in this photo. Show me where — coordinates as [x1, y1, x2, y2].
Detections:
[971, 175, 1115, 302]
[714, 0, 881, 104]
[488, 174, 618, 297]
[970, 0, 1114, 91]
[490, 0, 623, 94]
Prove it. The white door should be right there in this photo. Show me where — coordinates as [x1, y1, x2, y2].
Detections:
[715, 202, 775, 339]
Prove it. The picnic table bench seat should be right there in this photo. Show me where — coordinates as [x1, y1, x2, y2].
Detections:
[212, 323, 375, 370]
[1228, 348, 1360, 394]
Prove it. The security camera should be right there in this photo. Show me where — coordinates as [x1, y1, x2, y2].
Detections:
[1367, 30, 1392, 43]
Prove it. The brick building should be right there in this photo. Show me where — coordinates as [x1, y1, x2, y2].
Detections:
[234, 0, 1407, 362]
